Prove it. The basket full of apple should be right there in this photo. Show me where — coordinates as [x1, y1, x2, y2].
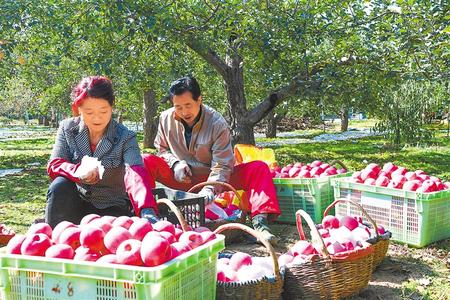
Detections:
[0, 198, 225, 299]
[271, 160, 351, 224]
[332, 162, 450, 247]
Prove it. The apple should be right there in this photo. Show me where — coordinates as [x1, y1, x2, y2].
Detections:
[319, 163, 330, 170]
[73, 247, 101, 262]
[278, 253, 294, 266]
[391, 167, 407, 178]
[420, 180, 437, 193]
[218, 257, 230, 265]
[141, 235, 172, 267]
[170, 241, 192, 256]
[340, 216, 359, 231]
[300, 165, 312, 171]
[318, 228, 330, 238]
[375, 175, 390, 187]
[174, 228, 183, 241]
[322, 215, 340, 229]
[201, 231, 216, 244]
[45, 244, 74, 259]
[153, 220, 175, 235]
[382, 162, 398, 175]
[326, 241, 346, 255]
[27, 223, 52, 238]
[361, 168, 377, 181]
[6, 234, 26, 254]
[324, 167, 338, 176]
[80, 214, 101, 226]
[352, 227, 370, 241]
[364, 178, 376, 185]
[366, 163, 381, 175]
[310, 160, 322, 167]
[112, 216, 134, 229]
[58, 227, 81, 250]
[310, 167, 324, 177]
[129, 219, 152, 241]
[290, 240, 315, 256]
[288, 167, 301, 178]
[97, 254, 118, 264]
[402, 180, 421, 191]
[435, 182, 447, 191]
[21, 233, 52, 256]
[103, 226, 132, 254]
[101, 216, 117, 224]
[89, 218, 113, 234]
[52, 221, 77, 243]
[377, 225, 386, 235]
[158, 231, 176, 244]
[280, 166, 292, 174]
[404, 171, 417, 181]
[229, 252, 252, 271]
[80, 225, 105, 251]
[178, 231, 203, 249]
[193, 226, 211, 233]
[116, 239, 143, 266]
[297, 170, 312, 178]
[217, 264, 238, 282]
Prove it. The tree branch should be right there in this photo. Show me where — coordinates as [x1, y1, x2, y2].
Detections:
[186, 39, 228, 77]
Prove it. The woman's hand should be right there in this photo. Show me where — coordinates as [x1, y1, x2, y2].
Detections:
[80, 168, 100, 185]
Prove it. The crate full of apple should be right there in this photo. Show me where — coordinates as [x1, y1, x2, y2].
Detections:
[332, 162, 450, 247]
[0, 216, 225, 299]
[272, 160, 350, 224]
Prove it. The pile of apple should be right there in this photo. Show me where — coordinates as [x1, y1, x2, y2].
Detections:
[5, 215, 217, 267]
[217, 252, 274, 283]
[271, 161, 347, 179]
[345, 162, 450, 193]
[277, 214, 385, 267]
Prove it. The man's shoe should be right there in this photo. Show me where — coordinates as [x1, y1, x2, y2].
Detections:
[252, 214, 278, 246]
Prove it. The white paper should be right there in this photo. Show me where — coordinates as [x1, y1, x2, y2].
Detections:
[74, 156, 105, 180]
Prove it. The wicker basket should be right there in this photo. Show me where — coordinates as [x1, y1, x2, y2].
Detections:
[282, 209, 374, 300]
[323, 198, 391, 271]
[188, 181, 247, 242]
[214, 223, 284, 300]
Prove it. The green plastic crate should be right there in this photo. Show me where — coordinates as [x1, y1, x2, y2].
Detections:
[0, 235, 224, 300]
[332, 178, 450, 247]
[274, 173, 350, 224]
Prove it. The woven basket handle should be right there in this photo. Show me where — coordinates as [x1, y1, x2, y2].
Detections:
[187, 181, 243, 203]
[214, 223, 281, 279]
[323, 198, 380, 239]
[156, 198, 190, 232]
[328, 159, 348, 171]
[295, 209, 331, 259]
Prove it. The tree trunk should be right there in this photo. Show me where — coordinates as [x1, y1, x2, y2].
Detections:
[43, 115, 50, 126]
[143, 89, 158, 149]
[265, 110, 287, 138]
[117, 110, 123, 124]
[38, 115, 44, 125]
[339, 106, 349, 132]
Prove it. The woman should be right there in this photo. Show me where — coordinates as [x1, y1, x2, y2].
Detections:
[45, 76, 158, 228]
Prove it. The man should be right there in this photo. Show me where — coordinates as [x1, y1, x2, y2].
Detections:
[142, 76, 280, 244]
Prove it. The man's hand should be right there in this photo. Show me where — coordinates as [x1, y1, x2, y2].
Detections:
[199, 187, 215, 204]
[80, 168, 100, 185]
[173, 161, 192, 183]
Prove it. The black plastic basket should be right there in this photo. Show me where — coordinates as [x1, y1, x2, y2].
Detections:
[153, 187, 205, 228]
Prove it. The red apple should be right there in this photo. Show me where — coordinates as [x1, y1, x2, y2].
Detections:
[229, 252, 252, 271]
[58, 227, 81, 250]
[310, 160, 322, 167]
[364, 178, 376, 186]
[319, 163, 330, 170]
[418, 180, 437, 193]
[73, 247, 101, 262]
[21, 233, 52, 256]
[340, 216, 359, 231]
[403, 180, 421, 191]
[288, 167, 301, 178]
[97, 254, 118, 264]
[104, 226, 132, 254]
[178, 231, 203, 249]
[297, 170, 312, 178]
[300, 165, 311, 171]
[141, 235, 172, 267]
[112, 216, 134, 229]
[89, 218, 113, 234]
[101, 216, 117, 224]
[290, 240, 315, 256]
[278, 254, 294, 266]
[45, 244, 74, 259]
[326, 241, 346, 255]
[375, 175, 390, 187]
[280, 166, 292, 174]
[337, 168, 347, 174]
[170, 241, 192, 256]
[417, 174, 430, 182]
[52, 221, 76, 243]
[129, 219, 152, 241]
[80, 225, 105, 251]
[6, 234, 26, 254]
[80, 214, 101, 226]
[322, 215, 340, 229]
[404, 171, 417, 181]
[293, 162, 303, 168]
[391, 167, 407, 178]
[174, 228, 183, 241]
[361, 168, 377, 181]
[116, 239, 143, 266]
[318, 228, 330, 238]
[158, 231, 176, 244]
[27, 223, 52, 238]
[382, 162, 398, 175]
[366, 163, 381, 175]
[310, 167, 324, 176]
[153, 220, 175, 235]
[193, 226, 211, 233]
[377, 225, 386, 235]
[324, 167, 338, 176]
[201, 231, 216, 244]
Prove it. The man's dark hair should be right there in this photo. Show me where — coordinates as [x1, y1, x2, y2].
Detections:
[169, 76, 201, 101]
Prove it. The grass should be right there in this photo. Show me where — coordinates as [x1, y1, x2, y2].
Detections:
[0, 120, 449, 299]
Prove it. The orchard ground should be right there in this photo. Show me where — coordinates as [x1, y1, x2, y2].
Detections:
[0, 119, 449, 300]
